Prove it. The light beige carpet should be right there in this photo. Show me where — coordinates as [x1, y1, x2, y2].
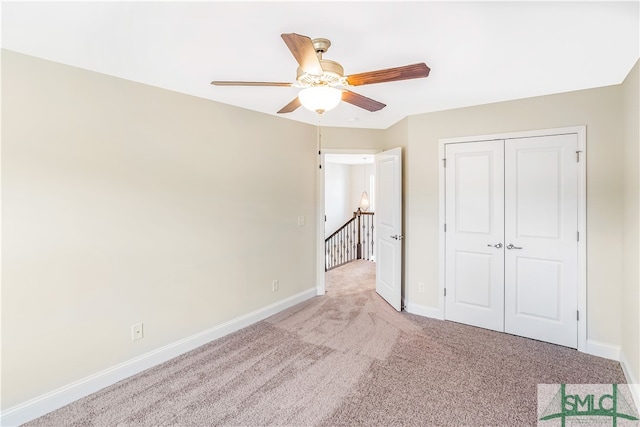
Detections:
[25, 260, 626, 426]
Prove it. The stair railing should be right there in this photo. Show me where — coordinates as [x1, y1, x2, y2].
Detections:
[325, 208, 375, 271]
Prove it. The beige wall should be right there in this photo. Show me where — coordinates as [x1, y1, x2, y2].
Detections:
[397, 85, 625, 347]
[1, 50, 319, 408]
[320, 126, 385, 151]
[621, 59, 640, 382]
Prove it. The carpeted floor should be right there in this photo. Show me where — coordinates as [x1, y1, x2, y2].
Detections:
[25, 260, 627, 426]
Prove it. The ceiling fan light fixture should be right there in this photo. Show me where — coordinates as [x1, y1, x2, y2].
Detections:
[298, 86, 342, 114]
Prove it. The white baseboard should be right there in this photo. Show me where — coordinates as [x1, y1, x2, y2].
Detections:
[620, 350, 640, 414]
[585, 339, 621, 361]
[0, 287, 317, 427]
[403, 300, 444, 320]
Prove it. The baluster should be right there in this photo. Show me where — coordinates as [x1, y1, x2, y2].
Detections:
[368, 215, 371, 260]
[344, 228, 348, 263]
[344, 228, 348, 264]
[346, 225, 350, 262]
[355, 217, 359, 260]
[349, 224, 352, 262]
[354, 219, 357, 260]
[349, 221, 354, 261]
[365, 216, 371, 260]
[370, 220, 375, 261]
[325, 241, 328, 271]
[352, 220, 355, 262]
[348, 225, 351, 262]
[351, 219, 355, 262]
[362, 217, 367, 260]
[337, 237, 340, 266]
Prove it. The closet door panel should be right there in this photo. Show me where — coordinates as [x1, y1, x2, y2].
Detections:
[445, 141, 504, 332]
[504, 134, 578, 348]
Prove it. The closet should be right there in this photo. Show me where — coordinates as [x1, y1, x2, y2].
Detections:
[443, 132, 581, 348]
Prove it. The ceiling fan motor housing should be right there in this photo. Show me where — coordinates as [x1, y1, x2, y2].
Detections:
[294, 37, 346, 87]
[296, 60, 345, 86]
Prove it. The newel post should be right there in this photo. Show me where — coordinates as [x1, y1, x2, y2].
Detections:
[356, 208, 362, 259]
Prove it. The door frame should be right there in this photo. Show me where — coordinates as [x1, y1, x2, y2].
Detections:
[438, 125, 586, 351]
[316, 148, 380, 296]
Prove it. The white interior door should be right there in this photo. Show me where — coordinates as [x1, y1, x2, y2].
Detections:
[375, 147, 402, 311]
[444, 141, 505, 331]
[504, 134, 578, 348]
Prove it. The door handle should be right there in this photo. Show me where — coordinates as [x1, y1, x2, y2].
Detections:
[506, 244, 522, 250]
[487, 243, 503, 249]
[390, 235, 404, 241]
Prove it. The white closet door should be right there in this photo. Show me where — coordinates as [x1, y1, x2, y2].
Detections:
[504, 134, 578, 348]
[445, 141, 505, 332]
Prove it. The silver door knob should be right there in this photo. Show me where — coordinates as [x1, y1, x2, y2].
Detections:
[487, 243, 503, 248]
[390, 235, 404, 240]
[506, 243, 522, 250]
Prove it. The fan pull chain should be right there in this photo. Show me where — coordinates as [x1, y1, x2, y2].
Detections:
[317, 117, 322, 169]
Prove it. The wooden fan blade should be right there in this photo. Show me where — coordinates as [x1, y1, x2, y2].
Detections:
[346, 63, 430, 86]
[281, 33, 323, 76]
[277, 97, 301, 114]
[341, 90, 386, 112]
[211, 81, 293, 87]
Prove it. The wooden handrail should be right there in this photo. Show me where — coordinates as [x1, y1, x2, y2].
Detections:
[325, 208, 374, 240]
[326, 216, 357, 241]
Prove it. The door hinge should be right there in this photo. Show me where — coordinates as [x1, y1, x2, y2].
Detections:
[577, 310, 580, 321]
[443, 158, 446, 168]
[577, 231, 579, 241]
[576, 151, 582, 162]
[444, 223, 447, 232]
[444, 288, 447, 297]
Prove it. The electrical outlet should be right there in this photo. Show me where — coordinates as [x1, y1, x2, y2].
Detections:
[418, 282, 425, 293]
[272, 280, 279, 292]
[132, 322, 143, 341]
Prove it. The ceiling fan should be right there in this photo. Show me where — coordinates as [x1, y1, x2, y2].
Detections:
[211, 33, 430, 115]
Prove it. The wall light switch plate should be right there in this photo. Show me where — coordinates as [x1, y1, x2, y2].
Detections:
[297, 216, 305, 226]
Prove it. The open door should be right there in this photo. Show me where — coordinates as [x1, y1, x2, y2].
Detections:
[375, 147, 403, 311]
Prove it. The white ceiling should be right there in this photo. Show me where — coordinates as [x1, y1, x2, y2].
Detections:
[2, 1, 638, 130]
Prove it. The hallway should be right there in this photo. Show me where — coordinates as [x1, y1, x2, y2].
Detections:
[325, 259, 375, 296]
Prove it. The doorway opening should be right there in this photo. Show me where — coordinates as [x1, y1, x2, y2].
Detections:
[317, 147, 404, 312]
[317, 150, 377, 296]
